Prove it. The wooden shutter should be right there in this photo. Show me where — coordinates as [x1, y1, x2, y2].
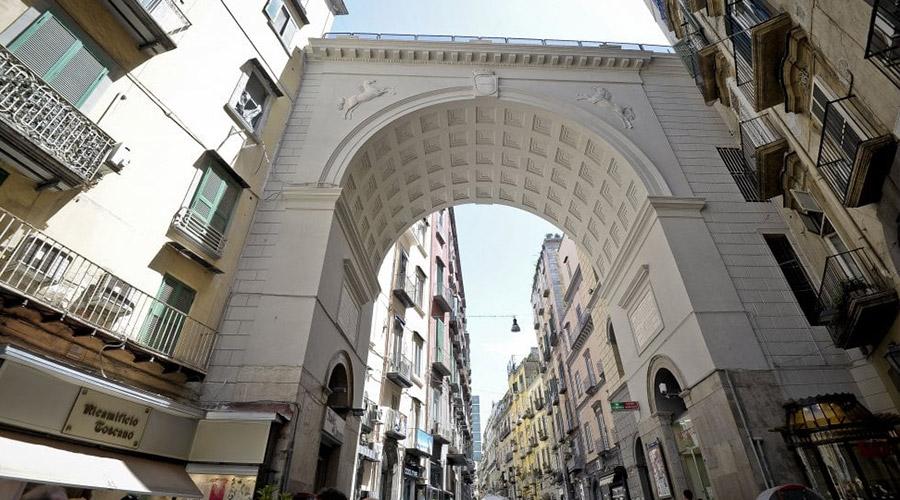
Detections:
[9, 12, 108, 107]
[139, 275, 195, 354]
[191, 162, 240, 233]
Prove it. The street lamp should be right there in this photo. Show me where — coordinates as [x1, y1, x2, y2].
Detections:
[468, 314, 522, 333]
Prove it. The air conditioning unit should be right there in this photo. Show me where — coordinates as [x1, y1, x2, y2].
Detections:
[105, 143, 132, 173]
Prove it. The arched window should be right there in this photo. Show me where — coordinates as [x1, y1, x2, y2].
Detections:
[607, 319, 624, 377]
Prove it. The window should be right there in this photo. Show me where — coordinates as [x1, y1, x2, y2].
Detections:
[228, 62, 279, 133]
[584, 351, 596, 387]
[763, 234, 819, 324]
[595, 407, 609, 451]
[415, 267, 426, 307]
[139, 274, 195, 354]
[337, 282, 360, 339]
[584, 423, 594, 452]
[9, 11, 109, 107]
[435, 261, 445, 294]
[432, 387, 441, 423]
[396, 250, 409, 282]
[414, 220, 428, 247]
[188, 159, 241, 236]
[413, 399, 422, 429]
[391, 316, 404, 362]
[435, 318, 445, 357]
[574, 372, 583, 397]
[608, 320, 624, 377]
[263, 0, 301, 48]
[414, 334, 424, 376]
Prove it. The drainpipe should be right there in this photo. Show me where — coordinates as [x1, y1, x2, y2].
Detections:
[723, 370, 773, 489]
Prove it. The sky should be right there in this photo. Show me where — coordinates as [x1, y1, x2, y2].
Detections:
[333, 0, 666, 425]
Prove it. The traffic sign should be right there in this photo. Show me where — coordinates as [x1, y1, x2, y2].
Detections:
[610, 401, 639, 411]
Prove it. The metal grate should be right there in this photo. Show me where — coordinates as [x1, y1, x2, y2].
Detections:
[725, 0, 771, 99]
[718, 146, 763, 201]
[864, 0, 900, 88]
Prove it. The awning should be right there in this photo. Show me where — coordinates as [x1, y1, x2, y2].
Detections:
[0, 431, 201, 497]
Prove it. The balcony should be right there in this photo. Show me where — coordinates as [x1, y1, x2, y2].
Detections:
[549, 330, 559, 347]
[392, 272, 416, 308]
[816, 248, 898, 349]
[0, 207, 215, 377]
[171, 207, 227, 258]
[815, 95, 897, 208]
[386, 353, 413, 388]
[449, 296, 463, 328]
[505, 451, 514, 463]
[534, 395, 545, 410]
[433, 285, 452, 313]
[523, 407, 535, 419]
[382, 407, 408, 440]
[432, 419, 451, 443]
[448, 444, 468, 465]
[673, 28, 719, 103]
[725, 0, 792, 111]
[104, 0, 191, 55]
[567, 454, 585, 473]
[538, 427, 548, 441]
[433, 345, 451, 376]
[360, 399, 381, 434]
[864, 0, 900, 88]
[0, 46, 118, 191]
[738, 114, 788, 201]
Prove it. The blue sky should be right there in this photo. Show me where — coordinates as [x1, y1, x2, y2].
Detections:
[334, 0, 665, 416]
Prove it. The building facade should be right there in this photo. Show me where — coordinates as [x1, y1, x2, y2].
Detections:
[642, 0, 900, 497]
[352, 208, 475, 500]
[472, 395, 482, 462]
[0, 1, 345, 498]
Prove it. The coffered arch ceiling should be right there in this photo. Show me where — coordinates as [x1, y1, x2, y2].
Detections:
[340, 99, 661, 282]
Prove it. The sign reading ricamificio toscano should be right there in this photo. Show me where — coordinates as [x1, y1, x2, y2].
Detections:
[63, 388, 150, 449]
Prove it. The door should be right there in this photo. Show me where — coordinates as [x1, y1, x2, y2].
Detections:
[139, 274, 195, 355]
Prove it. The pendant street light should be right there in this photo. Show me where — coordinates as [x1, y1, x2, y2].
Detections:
[468, 314, 522, 333]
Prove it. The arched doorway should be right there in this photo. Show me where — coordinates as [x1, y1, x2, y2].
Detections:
[316, 362, 354, 491]
[634, 438, 653, 500]
[650, 367, 712, 499]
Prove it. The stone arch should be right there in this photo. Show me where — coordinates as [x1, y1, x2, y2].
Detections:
[646, 355, 688, 415]
[331, 90, 674, 284]
[324, 351, 354, 413]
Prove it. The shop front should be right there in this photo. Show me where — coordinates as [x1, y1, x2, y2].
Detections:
[0, 344, 281, 500]
[777, 393, 900, 499]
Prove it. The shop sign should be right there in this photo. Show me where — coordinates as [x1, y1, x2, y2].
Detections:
[63, 388, 150, 449]
[415, 429, 433, 455]
[610, 401, 639, 411]
[646, 441, 672, 499]
[322, 407, 345, 444]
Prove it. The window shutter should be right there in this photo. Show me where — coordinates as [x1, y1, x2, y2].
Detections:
[191, 162, 239, 233]
[211, 182, 239, 233]
[10, 12, 108, 107]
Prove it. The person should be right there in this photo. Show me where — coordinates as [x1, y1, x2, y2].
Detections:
[21, 486, 67, 500]
[683, 490, 694, 500]
[293, 493, 317, 500]
[318, 488, 349, 500]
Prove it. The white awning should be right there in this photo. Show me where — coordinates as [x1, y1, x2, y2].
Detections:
[0, 431, 201, 497]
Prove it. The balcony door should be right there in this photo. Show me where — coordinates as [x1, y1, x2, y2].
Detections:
[139, 274, 195, 355]
[190, 161, 240, 238]
[8, 11, 108, 107]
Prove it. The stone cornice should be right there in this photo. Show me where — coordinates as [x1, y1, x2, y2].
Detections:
[307, 38, 657, 70]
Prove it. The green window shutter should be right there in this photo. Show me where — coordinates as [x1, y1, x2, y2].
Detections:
[9, 11, 108, 107]
[139, 274, 196, 354]
[190, 162, 240, 233]
[436, 319, 444, 354]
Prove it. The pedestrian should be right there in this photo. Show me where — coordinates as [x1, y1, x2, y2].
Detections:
[318, 488, 349, 500]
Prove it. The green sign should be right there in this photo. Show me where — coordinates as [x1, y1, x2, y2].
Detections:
[610, 401, 639, 411]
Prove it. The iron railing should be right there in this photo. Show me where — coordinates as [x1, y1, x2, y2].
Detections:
[140, 0, 191, 35]
[386, 352, 413, 387]
[323, 32, 675, 53]
[360, 398, 381, 434]
[382, 407, 408, 439]
[0, 207, 215, 371]
[172, 207, 226, 257]
[725, 0, 771, 102]
[816, 247, 898, 348]
[0, 46, 116, 187]
[816, 95, 895, 207]
[864, 0, 900, 88]
[433, 284, 453, 312]
[718, 146, 762, 202]
[391, 272, 416, 308]
[673, 28, 710, 80]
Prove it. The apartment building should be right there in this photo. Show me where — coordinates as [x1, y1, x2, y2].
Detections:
[644, 0, 900, 496]
[0, 1, 343, 498]
[352, 208, 475, 500]
[472, 395, 482, 462]
[481, 391, 514, 499]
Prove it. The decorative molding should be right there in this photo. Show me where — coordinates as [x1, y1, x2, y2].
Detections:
[646, 196, 706, 218]
[575, 87, 636, 129]
[282, 186, 343, 210]
[308, 39, 654, 71]
[618, 264, 651, 309]
[473, 70, 498, 97]
[338, 80, 395, 120]
[783, 27, 813, 114]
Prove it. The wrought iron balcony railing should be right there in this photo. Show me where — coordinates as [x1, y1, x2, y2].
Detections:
[433, 284, 453, 313]
[815, 95, 897, 207]
[360, 399, 381, 434]
[382, 407, 408, 440]
[738, 114, 788, 200]
[864, 0, 900, 88]
[386, 353, 413, 388]
[391, 272, 416, 308]
[673, 27, 719, 103]
[110, 0, 191, 55]
[433, 344, 451, 376]
[724, 0, 791, 111]
[0, 46, 117, 190]
[816, 247, 898, 349]
[172, 207, 227, 258]
[0, 207, 216, 373]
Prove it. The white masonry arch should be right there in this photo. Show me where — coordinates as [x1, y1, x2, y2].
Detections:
[326, 89, 675, 278]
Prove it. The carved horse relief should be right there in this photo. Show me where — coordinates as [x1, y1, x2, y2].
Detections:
[338, 80, 395, 120]
[576, 86, 636, 129]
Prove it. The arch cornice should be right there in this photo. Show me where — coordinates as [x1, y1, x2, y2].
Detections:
[319, 86, 672, 199]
